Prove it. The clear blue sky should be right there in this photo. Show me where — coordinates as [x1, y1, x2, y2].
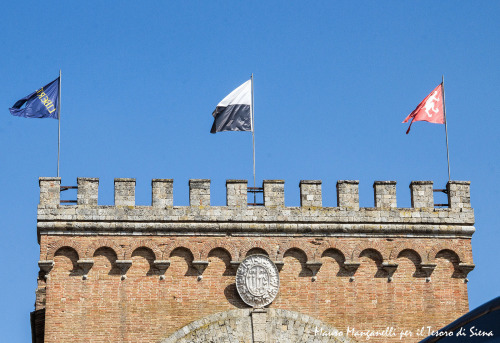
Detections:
[1, 2, 499, 341]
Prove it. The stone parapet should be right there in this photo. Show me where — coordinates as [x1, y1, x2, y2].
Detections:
[114, 178, 135, 206]
[299, 180, 322, 207]
[373, 181, 397, 208]
[226, 180, 247, 207]
[410, 181, 433, 208]
[447, 181, 471, 209]
[152, 179, 173, 207]
[337, 180, 359, 209]
[39, 177, 61, 206]
[77, 178, 99, 206]
[263, 180, 285, 207]
[189, 179, 210, 206]
[37, 178, 474, 237]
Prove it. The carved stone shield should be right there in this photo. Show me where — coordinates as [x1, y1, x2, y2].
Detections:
[236, 255, 279, 308]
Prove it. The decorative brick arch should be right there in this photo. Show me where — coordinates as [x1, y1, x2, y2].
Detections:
[84, 239, 123, 259]
[200, 240, 237, 261]
[46, 239, 83, 260]
[316, 240, 350, 261]
[427, 245, 466, 264]
[240, 240, 273, 260]
[165, 241, 196, 260]
[277, 240, 314, 262]
[124, 239, 162, 260]
[389, 244, 424, 264]
[351, 241, 389, 263]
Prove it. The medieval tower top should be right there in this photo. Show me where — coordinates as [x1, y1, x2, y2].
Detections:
[33, 177, 474, 342]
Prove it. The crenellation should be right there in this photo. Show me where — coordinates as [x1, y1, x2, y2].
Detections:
[336, 180, 359, 209]
[35, 176, 476, 343]
[77, 178, 99, 206]
[152, 179, 173, 207]
[263, 180, 285, 207]
[410, 181, 434, 208]
[39, 178, 473, 213]
[447, 181, 471, 209]
[299, 180, 322, 207]
[114, 178, 136, 206]
[226, 180, 247, 207]
[373, 181, 397, 208]
[39, 177, 61, 206]
[189, 179, 210, 206]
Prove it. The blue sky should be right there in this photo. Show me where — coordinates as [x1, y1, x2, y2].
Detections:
[1, 2, 499, 341]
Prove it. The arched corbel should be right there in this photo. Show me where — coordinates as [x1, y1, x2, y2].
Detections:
[192, 260, 209, 281]
[305, 261, 322, 281]
[420, 263, 437, 282]
[154, 260, 171, 280]
[381, 262, 398, 282]
[115, 260, 132, 280]
[38, 260, 54, 280]
[77, 259, 94, 280]
[458, 263, 475, 283]
[343, 261, 360, 282]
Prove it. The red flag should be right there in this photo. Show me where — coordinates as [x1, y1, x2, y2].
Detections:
[403, 84, 444, 134]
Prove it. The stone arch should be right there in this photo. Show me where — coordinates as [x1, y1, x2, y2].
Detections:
[123, 239, 162, 260]
[352, 241, 388, 263]
[46, 239, 83, 260]
[277, 240, 314, 261]
[159, 308, 356, 343]
[199, 239, 237, 261]
[84, 239, 123, 259]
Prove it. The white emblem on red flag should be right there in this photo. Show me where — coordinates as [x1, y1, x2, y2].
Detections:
[424, 91, 440, 118]
[403, 84, 444, 134]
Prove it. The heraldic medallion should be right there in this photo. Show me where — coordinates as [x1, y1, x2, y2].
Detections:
[236, 254, 279, 308]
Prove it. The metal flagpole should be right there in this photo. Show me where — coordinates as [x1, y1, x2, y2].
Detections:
[57, 70, 61, 177]
[442, 75, 451, 181]
[251, 74, 256, 204]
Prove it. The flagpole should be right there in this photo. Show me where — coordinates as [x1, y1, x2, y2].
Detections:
[442, 75, 451, 181]
[251, 74, 256, 203]
[57, 70, 61, 178]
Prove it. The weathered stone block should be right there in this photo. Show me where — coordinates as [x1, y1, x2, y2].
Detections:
[152, 179, 173, 207]
[114, 178, 136, 206]
[39, 177, 61, 206]
[337, 180, 359, 209]
[189, 179, 210, 206]
[263, 180, 285, 207]
[447, 181, 471, 209]
[226, 180, 247, 207]
[373, 181, 397, 208]
[77, 178, 99, 206]
[299, 180, 322, 207]
[410, 181, 433, 208]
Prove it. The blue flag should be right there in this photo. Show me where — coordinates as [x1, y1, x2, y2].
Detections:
[9, 77, 60, 119]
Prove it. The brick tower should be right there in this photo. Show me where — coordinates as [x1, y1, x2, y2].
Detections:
[32, 177, 474, 342]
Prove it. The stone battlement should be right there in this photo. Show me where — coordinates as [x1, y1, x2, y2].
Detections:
[34, 176, 476, 343]
[39, 177, 471, 209]
[37, 177, 474, 237]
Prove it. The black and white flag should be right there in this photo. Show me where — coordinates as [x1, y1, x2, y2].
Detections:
[210, 80, 252, 133]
